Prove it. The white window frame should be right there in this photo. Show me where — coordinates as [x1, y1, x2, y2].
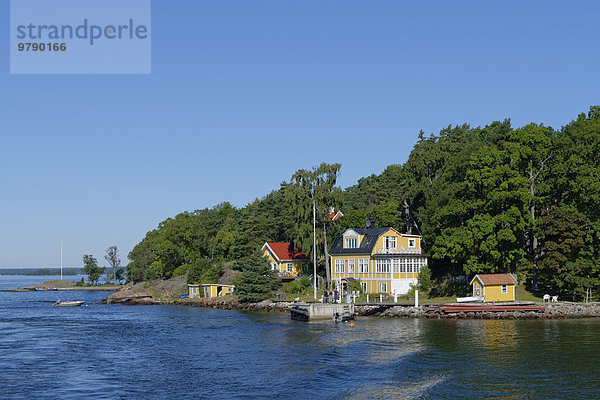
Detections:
[348, 259, 355, 273]
[344, 237, 358, 249]
[384, 236, 397, 250]
[400, 258, 407, 273]
[501, 284, 508, 294]
[286, 263, 294, 273]
[271, 262, 277, 271]
[360, 282, 367, 293]
[392, 259, 399, 273]
[359, 258, 369, 273]
[375, 259, 391, 273]
[379, 282, 387, 293]
[335, 259, 345, 274]
[408, 238, 416, 248]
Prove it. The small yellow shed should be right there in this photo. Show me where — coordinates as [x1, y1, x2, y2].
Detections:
[188, 284, 201, 299]
[470, 273, 517, 302]
[203, 284, 235, 298]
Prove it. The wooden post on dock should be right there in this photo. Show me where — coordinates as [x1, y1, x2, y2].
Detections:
[366, 294, 369, 303]
[415, 290, 419, 307]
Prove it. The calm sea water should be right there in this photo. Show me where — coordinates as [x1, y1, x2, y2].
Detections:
[1, 275, 600, 399]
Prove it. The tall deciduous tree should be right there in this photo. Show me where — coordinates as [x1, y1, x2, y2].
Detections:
[285, 163, 342, 288]
[104, 246, 121, 285]
[504, 123, 555, 291]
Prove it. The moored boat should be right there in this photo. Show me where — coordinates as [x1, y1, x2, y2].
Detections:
[53, 300, 85, 307]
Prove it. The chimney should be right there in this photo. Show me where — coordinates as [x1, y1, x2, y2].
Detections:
[366, 216, 375, 229]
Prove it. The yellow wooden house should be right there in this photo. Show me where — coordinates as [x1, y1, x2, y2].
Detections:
[188, 283, 235, 298]
[203, 284, 235, 298]
[329, 227, 427, 295]
[261, 242, 310, 279]
[470, 274, 517, 302]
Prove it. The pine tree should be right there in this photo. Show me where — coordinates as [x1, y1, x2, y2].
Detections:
[235, 251, 280, 302]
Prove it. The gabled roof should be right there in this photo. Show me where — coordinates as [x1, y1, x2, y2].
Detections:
[328, 210, 344, 222]
[329, 227, 393, 254]
[470, 273, 517, 286]
[262, 242, 309, 261]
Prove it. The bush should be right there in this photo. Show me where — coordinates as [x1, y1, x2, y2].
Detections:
[418, 266, 432, 291]
[286, 276, 312, 294]
[201, 264, 222, 284]
[428, 278, 470, 298]
[187, 259, 212, 284]
[172, 264, 189, 277]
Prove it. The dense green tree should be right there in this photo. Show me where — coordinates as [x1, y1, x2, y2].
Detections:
[503, 123, 555, 291]
[285, 163, 343, 287]
[187, 258, 213, 284]
[115, 267, 125, 284]
[234, 251, 280, 302]
[82, 255, 104, 285]
[539, 207, 600, 300]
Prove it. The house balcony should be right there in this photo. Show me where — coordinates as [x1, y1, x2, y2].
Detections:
[373, 247, 421, 255]
[277, 271, 311, 280]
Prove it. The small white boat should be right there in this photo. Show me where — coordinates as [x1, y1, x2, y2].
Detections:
[456, 296, 484, 303]
[53, 300, 85, 307]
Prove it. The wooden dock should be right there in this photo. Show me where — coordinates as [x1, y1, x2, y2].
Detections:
[290, 303, 355, 321]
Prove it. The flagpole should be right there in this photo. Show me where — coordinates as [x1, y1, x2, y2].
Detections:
[60, 243, 63, 280]
[313, 196, 317, 300]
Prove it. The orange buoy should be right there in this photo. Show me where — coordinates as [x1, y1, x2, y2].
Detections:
[349, 323, 355, 328]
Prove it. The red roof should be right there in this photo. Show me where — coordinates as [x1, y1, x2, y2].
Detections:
[327, 210, 344, 222]
[473, 274, 517, 286]
[265, 242, 309, 260]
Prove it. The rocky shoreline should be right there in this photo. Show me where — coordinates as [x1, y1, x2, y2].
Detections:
[372, 303, 600, 319]
[114, 296, 600, 319]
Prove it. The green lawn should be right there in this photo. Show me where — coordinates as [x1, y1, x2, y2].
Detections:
[515, 285, 543, 302]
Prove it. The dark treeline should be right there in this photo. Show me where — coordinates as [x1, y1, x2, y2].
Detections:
[127, 107, 600, 300]
[0, 268, 83, 276]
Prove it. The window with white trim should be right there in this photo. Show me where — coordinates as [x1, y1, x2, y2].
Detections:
[501, 284, 507, 294]
[379, 282, 387, 293]
[358, 258, 369, 273]
[334, 259, 345, 273]
[360, 282, 367, 293]
[344, 237, 358, 249]
[348, 259, 355, 273]
[375, 259, 391, 273]
[392, 259, 399, 273]
[400, 258, 407, 273]
[383, 236, 397, 250]
[271, 262, 277, 271]
[407, 258, 413, 273]
[286, 263, 294, 273]
[408, 238, 416, 248]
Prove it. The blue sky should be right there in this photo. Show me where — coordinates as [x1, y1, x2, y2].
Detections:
[1, 1, 599, 268]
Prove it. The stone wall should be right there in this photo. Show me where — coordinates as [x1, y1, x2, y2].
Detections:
[370, 303, 600, 319]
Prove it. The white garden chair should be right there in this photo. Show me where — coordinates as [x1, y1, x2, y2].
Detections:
[543, 294, 550, 302]
[551, 295, 558, 303]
